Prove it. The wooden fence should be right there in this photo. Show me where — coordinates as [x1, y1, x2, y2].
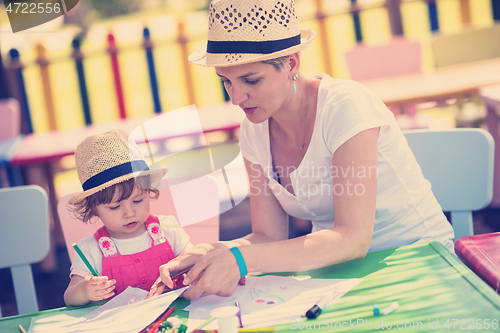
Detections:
[3, 0, 499, 134]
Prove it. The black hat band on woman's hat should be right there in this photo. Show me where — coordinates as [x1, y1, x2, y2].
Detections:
[207, 34, 301, 54]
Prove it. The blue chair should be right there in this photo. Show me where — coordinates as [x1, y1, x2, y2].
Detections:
[403, 129, 494, 240]
[0, 185, 50, 317]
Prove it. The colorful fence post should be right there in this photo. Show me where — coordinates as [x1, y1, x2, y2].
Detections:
[315, 0, 333, 76]
[350, 0, 363, 42]
[386, 0, 404, 36]
[36, 44, 57, 131]
[143, 27, 162, 113]
[427, 0, 439, 32]
[493, 0, 500, 21]
[72, 37, 92, 125]
[177, 20, 196, 106]
[8, 48, 32, 134]
[107, 32, 127, 119]
[459, 0, 471, 26]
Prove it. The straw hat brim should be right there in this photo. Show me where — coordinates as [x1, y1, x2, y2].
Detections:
[189, 29, 315, 67]
[68, 168, 166, 205]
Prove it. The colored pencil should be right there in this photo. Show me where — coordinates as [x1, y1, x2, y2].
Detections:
[72, 243, 98, 276]
[140, 307, 175, 333]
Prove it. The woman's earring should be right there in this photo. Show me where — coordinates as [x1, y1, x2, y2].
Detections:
[292, 74, 299, 93]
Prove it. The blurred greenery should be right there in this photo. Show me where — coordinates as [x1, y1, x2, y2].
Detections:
[87, 0, 210, 19]
[90, 0, 144, 19]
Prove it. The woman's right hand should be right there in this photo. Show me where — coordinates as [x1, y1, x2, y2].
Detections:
[180, 248, 244, 300]
[147, 242, 216, 298]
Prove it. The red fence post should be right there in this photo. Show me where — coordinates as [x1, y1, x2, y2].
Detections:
[386, 0, 404, 36]
[107, 32, 127, 119]
[459, 0, 471, 26]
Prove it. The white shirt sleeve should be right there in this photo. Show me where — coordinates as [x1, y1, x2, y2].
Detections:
[70, 236, 103, 278]
[319, 79, 390, 154]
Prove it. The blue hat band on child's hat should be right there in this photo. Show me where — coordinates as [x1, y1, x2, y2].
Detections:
[82, 160, 149, 191]
[68, 129, 166, 205]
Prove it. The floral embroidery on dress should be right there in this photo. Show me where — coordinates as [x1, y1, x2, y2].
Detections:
[147, 222, 166, 245]
[99, 236, 118, 257]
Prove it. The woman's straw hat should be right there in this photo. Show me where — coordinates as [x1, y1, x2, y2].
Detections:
[189, 0, 315, 67]
[68, 129, 166, 204]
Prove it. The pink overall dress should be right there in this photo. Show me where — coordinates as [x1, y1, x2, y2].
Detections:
[94, 214, 183, 295]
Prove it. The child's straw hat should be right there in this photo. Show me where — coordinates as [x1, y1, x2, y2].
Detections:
[189, 0, 315, 67]
[68, 129, 166, 204]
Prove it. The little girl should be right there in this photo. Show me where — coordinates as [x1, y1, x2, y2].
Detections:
[64, 129, 193, 306]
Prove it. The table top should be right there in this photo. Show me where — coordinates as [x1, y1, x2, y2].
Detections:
[361, 57, 500, 105]
[2, 241, 499, 332]
[10, 103, 244, 166]
[0, 136, 23, 166]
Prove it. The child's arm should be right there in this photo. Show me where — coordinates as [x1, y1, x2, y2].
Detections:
[64, 274, 116, 306]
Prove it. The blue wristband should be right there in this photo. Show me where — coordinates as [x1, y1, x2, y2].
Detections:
[229, 247, 247, 278]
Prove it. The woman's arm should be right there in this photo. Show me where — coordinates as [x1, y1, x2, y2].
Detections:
[180, 128, 378, 299]
[152, 157, 289, 296]
[239, 127, 378, 272]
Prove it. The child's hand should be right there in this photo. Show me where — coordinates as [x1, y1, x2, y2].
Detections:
[83, 274, 116, 302]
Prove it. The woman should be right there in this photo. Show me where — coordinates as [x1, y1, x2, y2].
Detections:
[150, 0, 454, 300]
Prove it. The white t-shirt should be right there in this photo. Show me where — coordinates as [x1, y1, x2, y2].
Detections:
[70, 215, 192, 278]
[239, 74, 454, 252]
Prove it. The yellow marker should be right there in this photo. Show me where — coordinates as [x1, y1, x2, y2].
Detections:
[18, 324, 27, 333]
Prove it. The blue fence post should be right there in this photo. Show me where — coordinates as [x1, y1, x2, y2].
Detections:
[492, 0, 500, 21]
[143, 27, 162, 114]
[350, 0, 363, 42]
[72, 37, 92, 126]
[8, 49, 32, 134]
[428, 0, 439, 32]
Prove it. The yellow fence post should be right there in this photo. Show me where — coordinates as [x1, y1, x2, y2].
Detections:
[178, 19, 196, 106]
[36, 44, 57, 131]
[315, 0, 333, 77]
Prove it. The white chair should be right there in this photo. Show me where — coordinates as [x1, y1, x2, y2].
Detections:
[0, 185, 50, 317]
[403, 128, 494, 240]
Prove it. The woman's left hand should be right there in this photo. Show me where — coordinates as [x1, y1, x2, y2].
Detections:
[181, 248, 243, 300]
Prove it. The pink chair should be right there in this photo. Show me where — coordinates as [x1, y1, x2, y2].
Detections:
[345, 37, 422, 117]
[480, 84, 500, 208]
[0, 98, 21, 141]
[58, 176, 220, 263]
[0, 98, 22, 187]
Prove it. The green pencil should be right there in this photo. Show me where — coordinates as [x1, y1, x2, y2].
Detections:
[73, 243, 99, 276]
